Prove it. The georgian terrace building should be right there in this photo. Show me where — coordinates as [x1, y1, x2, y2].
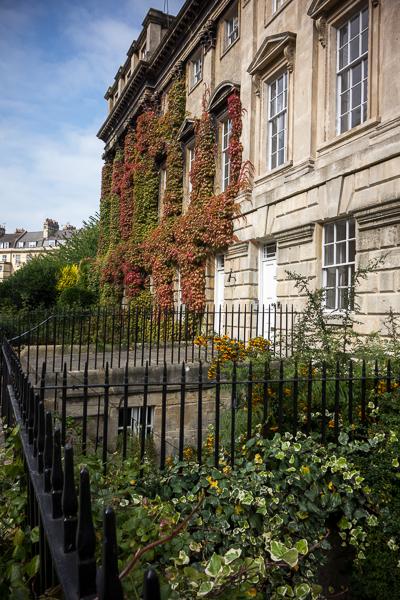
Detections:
[97, 0, 400, 334]
[0, 220, 75, 281]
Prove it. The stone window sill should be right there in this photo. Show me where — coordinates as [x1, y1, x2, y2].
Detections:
[254, 160, 293, 186]
[317, 117, 382, 155]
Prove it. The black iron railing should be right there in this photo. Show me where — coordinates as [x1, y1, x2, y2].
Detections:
[1, 336, 398, 598]
[0, 339, 162, 599]
[3, 305, 300, 381]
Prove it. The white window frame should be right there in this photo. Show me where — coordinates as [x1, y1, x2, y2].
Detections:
[221, 118, 232, 192]
[118, 406, 154, 437]
[272, 0, 285, 13]
[336, 7, 368, 134]
[322, 219, 356, 311]
[14, 254, 21, 265]
[3, 242, 9, 249]
[28, 241, 37, 248]
[224, 11, 239, 51]
[268, 71, 288, 170]
[191, 55, 202, 89]
[2, 255, 6, 262]
[17, 241, 24, 248]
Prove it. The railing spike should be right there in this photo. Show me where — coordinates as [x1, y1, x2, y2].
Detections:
[98, 507, 123, 600]
[143, 568, 161, 600]
[44, 411, 53, 492]
[37, 401, 45, 473]
[62, 443, 78, 552]
[51, 427, 63, 519]
[77, 467, 97, 598]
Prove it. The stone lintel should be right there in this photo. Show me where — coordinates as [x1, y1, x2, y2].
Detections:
[355, 200, 400, 231]
[275, 223, 315, 248]
[226, 242, 249, 258]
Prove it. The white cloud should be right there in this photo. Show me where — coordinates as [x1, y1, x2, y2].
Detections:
[0, 0, 185, 232]
[0, 125, 103, 230]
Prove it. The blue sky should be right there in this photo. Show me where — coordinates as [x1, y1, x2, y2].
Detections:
[0, 0, 183, 232]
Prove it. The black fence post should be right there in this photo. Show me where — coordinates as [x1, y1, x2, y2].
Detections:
[77, 468, 97, 598]
[51, 427, 63, 519]
[143, 568, 161, 600]
[63, 443, 78, 553]
[98, 507, 124, 600]
[103, 362, 110, 475]
[44, 411, 53, 493]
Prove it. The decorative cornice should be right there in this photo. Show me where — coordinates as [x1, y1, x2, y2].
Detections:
[283, 43, 295, 72]
[208, 81, 240, 114]
[315, 15, 327, 48]
[248, 32, 297, 76]
[275, 224, 315, 248]
[171, 60, 184, 79]
[227, 242, 249, 258]
[354, 200, 400, 231]
[199, 19, 217, 53]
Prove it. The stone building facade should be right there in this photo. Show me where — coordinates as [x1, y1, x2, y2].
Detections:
[97, 0, 400, 333]
[0, 220, 75, 280]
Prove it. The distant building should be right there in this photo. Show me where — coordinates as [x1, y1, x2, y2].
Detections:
[0, 219, 76, 281]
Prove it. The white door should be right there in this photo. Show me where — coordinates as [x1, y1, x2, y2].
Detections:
[214, 255, 225, 333]
[259, 243, 277, 337]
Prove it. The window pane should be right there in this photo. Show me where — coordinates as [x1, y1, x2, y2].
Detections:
[349, 240, 356, 261]
[338, 288, 349, 310]
[336, 221, 347, 241]
[271, 153, 277, 170]
[272, 119, 277, 136]
[326, 288, 336, 309]
[278, 114, 285, 131]
[340, 90, 349, 115]
[350, 37, 359, 62]
[350, 14, 360, 38]
[361, 8, 368, 30]
[325, 223, 334, 243]
[324, 244, 334, 266]
[361, 30, 368, 54]
[271, 135, 277, 153]
[339, 25, 348, 47]
[352, 106, 361, 127]
[338, 266, 349, 286]
[278, 131, 285, 150]
[326, 267, 336, 287]
[341, 70, 349, 91]
[339, 46, 348, 70]
[278, 148, 285, 166]
[352, 83, 362, 107]
[337, 242, 346, 264]
[340, 114, 349, 133]
[348, 220, 355, 238]
[352, 62, 362, 85]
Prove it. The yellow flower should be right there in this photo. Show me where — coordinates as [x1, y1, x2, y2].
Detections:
[207, 476, 219, 490]
[283, 387, 291, 397]
[327, 481, 335, 491]
[246, 588, 257, 597]
[328, 419, 335, 429]
[234, 504, 244, 515]
[300, 466, 310, 475]
[223, 465, 232, 475]
[254, 453, 263, 464]
[130, 479, 136, 485]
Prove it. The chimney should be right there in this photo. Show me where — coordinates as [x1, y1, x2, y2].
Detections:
[43, 218, 59, 239]
[0, 225, 5, 237]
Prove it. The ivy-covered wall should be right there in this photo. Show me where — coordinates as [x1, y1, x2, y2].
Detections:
[97, 81, 246, 310]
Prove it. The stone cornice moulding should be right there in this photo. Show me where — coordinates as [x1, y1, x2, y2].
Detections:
[199, 19, 217, 53]
[248, 31, 297, 77]
[354, 200, 400, 231]
[227, 242, 249, 258]
[275, 223, 315, 248]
